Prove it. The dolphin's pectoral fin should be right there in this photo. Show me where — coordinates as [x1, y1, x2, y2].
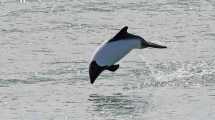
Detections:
[107, 64, 119, 72]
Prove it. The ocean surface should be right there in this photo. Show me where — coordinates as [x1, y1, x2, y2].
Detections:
[0, 0, 215, 120]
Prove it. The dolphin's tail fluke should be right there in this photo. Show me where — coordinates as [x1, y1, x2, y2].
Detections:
[89, 61, 105, 84]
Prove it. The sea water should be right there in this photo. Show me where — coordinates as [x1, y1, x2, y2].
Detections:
[0, 0, 215, 120]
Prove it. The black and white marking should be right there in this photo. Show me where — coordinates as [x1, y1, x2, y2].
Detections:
[89, 26, 167, 84]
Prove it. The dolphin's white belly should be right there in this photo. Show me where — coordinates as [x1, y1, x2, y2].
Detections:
[92, 39, 140, 66]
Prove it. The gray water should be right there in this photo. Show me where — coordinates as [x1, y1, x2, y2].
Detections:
[1, 0, 215, 120]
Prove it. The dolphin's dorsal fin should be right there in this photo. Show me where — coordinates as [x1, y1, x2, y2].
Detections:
[117, 26, 128, 36]
[108, 26, 129, 42]
[113, 26, 128, 39]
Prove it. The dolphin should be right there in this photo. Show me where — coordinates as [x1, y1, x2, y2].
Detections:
[89, 26, 167, 84]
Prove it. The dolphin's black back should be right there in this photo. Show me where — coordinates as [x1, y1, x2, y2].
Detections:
[108, 26, 141, 43]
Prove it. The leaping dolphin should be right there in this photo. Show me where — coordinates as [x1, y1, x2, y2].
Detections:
[89, 26, 167, 84]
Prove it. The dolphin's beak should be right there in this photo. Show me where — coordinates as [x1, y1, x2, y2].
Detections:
[146, 41, 167, 48]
